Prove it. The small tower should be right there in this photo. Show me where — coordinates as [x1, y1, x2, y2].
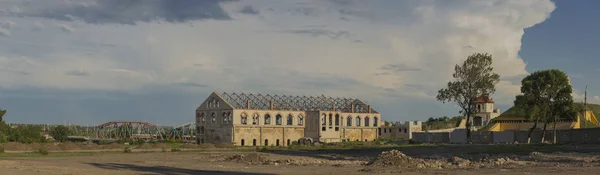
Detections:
[472, 96, 499, 127]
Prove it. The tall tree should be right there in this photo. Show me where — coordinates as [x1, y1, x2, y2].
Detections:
[514, 69, 575, 144]
[0, 107, 5, 122]
[437, 53, 500, 143]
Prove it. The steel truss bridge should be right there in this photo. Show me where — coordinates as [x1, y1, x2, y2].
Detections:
[92, 121, 167, 141]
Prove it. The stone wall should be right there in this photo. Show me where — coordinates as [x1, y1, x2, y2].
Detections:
[413, 127, 600, 144]
[233, 126, 304, 146]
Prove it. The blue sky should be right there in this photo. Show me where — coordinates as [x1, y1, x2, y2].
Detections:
[0, 0, 597, 126]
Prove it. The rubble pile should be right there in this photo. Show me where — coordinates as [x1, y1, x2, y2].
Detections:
[226, 153, 269, 165]
[368, 150, 414, 167]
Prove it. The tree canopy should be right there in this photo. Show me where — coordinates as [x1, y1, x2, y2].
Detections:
[437, 53, 500, 142]
[517, 69, 577, 121]
[0, 107, 5, 122]
[50, 125, 71, 142]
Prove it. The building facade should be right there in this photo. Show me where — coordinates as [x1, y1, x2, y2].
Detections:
[195, 92, 381, 146]
[379, 121, 422, 140]
[472, 97, 501, 127]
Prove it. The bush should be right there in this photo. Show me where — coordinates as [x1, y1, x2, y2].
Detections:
[123, 146, 132, 153]
[50, 126, 71, 142]
[171, 148, 181, 152]
[161, 148, 167, 152]
[37, 147, 49, 155]
[0, 146, 4, 153]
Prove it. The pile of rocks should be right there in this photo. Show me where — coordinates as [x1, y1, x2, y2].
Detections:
[368, 150, 413, 167]
[226, 153, 269, 165]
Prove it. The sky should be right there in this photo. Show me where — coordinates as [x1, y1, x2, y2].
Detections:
[0, 0, 598, 126]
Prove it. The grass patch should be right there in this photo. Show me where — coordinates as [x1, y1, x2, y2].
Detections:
[37, 147, 49, 156]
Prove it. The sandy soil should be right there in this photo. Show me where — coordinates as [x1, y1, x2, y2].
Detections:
[1, 145, 600, 175]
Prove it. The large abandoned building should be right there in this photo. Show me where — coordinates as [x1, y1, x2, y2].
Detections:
[195, 92, 381, 146]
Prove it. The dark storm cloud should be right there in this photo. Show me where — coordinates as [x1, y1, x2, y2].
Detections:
[280, 29, 350, 39]
[379, 63, 422, 74]
[239, 5, 259, 15]
[1, 0, 239, 25]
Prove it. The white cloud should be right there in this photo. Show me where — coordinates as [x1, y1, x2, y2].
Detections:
[0, 0, 556, 106]
[31, 21, 43, 31]
[0, 20, 15, 29]
[594, 96, 600, 101]
[58, 24, 75, 33]
[0, 27, 9, 36]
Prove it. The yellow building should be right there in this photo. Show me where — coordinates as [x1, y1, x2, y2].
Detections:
[195, 92, 381, 146]
[486, 110, 598, 132]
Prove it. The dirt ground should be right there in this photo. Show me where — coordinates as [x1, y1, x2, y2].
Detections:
[1, 145, 600, 175]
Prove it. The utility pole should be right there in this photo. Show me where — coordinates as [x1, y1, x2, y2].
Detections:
[584, 85, 588, 128]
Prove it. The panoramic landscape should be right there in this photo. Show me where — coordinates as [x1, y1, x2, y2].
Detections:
[1, 0, 600, 174]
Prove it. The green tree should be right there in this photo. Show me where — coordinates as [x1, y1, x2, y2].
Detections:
[8, 125, 43, 144]
[513, 95, 547, 143]
[0, 108, 7, 143]
[515, 69, 576, 144]
[437, 53, 500, 143]
[50, 125, 71, 142]
[0, 107, 6, 122]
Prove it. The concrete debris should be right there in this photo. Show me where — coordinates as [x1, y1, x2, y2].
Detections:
[226, 153, 268, 165]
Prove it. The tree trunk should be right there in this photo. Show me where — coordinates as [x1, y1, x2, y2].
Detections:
[527, 116, 540, 144]
[553, 115, 558, 144]
[466, 115, 472, 144]
[541, 122, 548, 144]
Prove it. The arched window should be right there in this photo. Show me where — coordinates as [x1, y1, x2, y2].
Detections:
[216, 100, 220, 108]
[286, 114, 293, 125]
[321, 114, 327, 126]
[328, 114, 333, 126]
[264, 114, 271, 125]
[297, 115, 304, 126]
[275, 114, 282, 125]
[222, 112, 227, 123]
[253, 139, 257, 146]
[264, 139, 269, 146]
[200, 126, 205, 134]
[347, 116, 352, 126]
[241, 139, 245, 146]
[199, 113, 205, 123]
[252, 113, 259, 125]
[276, 139, 280, 146]
[287, 139, 291, 146]
[241, 113, 248, 125]
[365, 116, 370, 127]
[211, 112, 216, 123]
[208, 101, 213, 108]
[373, 117, 378, 127]
[355, 117, 361, 126]
[335, 114, 340, 126]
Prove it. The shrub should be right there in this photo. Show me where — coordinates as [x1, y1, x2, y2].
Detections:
[37, 147, 49, 155]
[123, 146, 132, 153]
[50, 126, 71, 142]
[161, 148, 167, 152]
[0, 146, 4, 153]
[171, 148, 181, 152]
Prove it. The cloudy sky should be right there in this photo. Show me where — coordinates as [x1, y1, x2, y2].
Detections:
[0, 0, 598, 126]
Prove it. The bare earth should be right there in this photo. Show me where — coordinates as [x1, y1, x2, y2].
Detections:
[1, 145, 600, 175]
